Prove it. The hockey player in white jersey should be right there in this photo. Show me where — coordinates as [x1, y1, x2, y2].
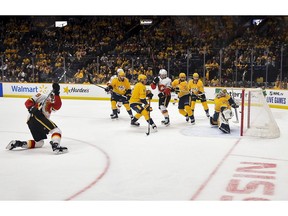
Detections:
[151, 69, 172, 126]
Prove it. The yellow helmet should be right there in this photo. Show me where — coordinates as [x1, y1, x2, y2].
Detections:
[179, 73, 186, 79]
[118, 71, 125, 77]
[117, 68, 124, 74]
[193, 73, 199, 79]
[138, 74, 147, 82]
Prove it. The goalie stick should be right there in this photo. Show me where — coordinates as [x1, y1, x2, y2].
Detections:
[231, 87, 239, 123]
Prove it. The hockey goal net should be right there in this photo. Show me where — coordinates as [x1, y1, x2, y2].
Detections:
[240, 88, 280, 138]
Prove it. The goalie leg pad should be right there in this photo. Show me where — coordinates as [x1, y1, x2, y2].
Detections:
[219, 122, 231, 134]
[219, 112, 231, 133]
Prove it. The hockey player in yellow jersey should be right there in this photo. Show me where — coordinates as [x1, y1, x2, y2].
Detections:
[171, 72, 195, 124]
[106, 68, 124, 115]
[105, 69, 133, 119]
[210, 89, 239, 133]
[129, 74, 157, 130]
[188, 72, 210, 118]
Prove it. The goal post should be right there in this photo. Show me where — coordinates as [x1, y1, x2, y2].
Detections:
[240, 88, 280, 138]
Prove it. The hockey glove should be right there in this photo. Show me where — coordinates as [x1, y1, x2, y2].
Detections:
[144, 104, 153, 112]
[231, 103, 239, 109]
[28, 106, 42, 117]
[158, 92, 165, 98]
[125, 89, 132, 100]
[52, 83, 60, 95]
[146, 90, 153, 99]
[153, 76, 159, 84]
[105, 85, 113, 93]
[174, 87, 180, 94]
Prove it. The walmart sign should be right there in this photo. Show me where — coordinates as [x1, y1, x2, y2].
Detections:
[11, 85, 38, 93]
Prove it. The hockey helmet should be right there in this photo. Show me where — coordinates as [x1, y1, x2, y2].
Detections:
[138, 74, 147, 82]
[118, 71, 125, 77]
[193, 72, 199, 79]
[179, 73, 186, 80]
[217, 89, 227, 98]
[118, 70, 125, 81]
[117, 68, 124, 74]
[159, 69, 167, 79]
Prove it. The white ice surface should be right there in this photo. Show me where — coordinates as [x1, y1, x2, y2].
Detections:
[0, 98, 288, 215]
[1, 97, 288, 202]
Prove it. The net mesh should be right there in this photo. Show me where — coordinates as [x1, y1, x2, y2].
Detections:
[242, 88, 280, 138]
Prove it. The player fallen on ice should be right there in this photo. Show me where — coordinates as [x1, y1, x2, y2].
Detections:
[129, 74, 157, 131]
[105, 68, 133, 120]
[6, 83, 68, 154]
[150, 69, 172, 126]
[210, 89, 239, 133]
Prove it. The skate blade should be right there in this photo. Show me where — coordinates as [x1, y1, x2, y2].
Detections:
[54, 149, 68, 154]
[6, 141, 15, 150]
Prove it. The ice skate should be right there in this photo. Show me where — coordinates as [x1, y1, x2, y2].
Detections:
[6, 140, 26, 150]
[110, 113, 118, 119]
[185, 114, 189, 122]
[190, 116, 195, 125]
[50, 141, 68, 154]
[161, 118, 170, 126]
[131, 118, 140, 126]
[151, 124, 158, 132]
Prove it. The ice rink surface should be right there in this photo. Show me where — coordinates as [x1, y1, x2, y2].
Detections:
[1, 97, 288, 214]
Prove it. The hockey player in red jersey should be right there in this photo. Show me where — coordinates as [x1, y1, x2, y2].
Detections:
[151, 69, 172, 126]
[6, 83, 68, 154]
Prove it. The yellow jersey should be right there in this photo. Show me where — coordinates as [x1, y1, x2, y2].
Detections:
[171, 79, 190, 98]
[214, 94, 232, 112]
[188, 79, 205, 95]
[110, 77, 131, 95]
[129, 82, 146, 104]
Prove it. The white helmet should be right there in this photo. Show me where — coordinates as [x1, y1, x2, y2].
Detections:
[117, 68, 124, 74]
[159, 69, 167, 79]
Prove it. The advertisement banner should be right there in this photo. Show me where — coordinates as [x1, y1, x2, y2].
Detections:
[2, 83, 288, 109]
[0, 82, 2, 97]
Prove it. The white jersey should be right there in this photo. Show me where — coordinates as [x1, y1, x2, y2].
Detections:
[30, 93, 56, 119]
[157, 77, 172, 93]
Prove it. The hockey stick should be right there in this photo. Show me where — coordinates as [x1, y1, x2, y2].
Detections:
[231, 87, 239, 123]
[87, 73, 128, 100]
[39, 70, 67, 109]
[146, 99, 151, 136]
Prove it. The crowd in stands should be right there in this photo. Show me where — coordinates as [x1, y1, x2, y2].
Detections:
[0, 16, 288, 89]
